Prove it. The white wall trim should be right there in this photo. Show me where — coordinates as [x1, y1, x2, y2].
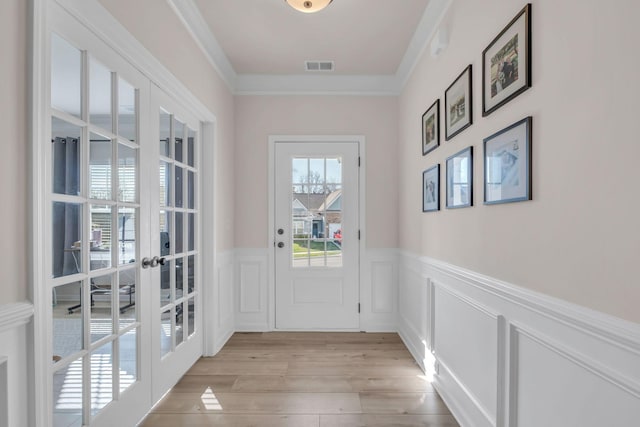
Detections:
[398, 251, 640, 427]
[0, 303, 34, 333]
[166, 0, 452, 95]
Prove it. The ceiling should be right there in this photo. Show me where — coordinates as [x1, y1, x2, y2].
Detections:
[168, 0, 451, 94]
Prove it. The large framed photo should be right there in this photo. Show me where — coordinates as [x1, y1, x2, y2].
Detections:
[446, 146, 473, 209]
[482, 4, 532, 116]
[484, 117, 532, 204]
[422, 164, 440, 212]
[445, 65, 473, 140]
[422, 99, 440, 155]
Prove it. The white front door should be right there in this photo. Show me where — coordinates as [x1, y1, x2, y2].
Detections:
[274, 141, 360, 329]
[149, 86, 202, 402]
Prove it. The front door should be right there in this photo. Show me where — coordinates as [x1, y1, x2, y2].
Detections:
[274, 141, 360, 329]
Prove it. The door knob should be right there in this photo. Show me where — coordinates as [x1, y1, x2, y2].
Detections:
[150, 256, 160, 268]
[277, 242, 285, 248]
[277, 228, 284, 235]
[141, 257, 153, 269]
[157, 256, 166, 266]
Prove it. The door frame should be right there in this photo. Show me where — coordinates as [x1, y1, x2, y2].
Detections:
[267, 135, 367, 331]
[30, 0, 219, 424]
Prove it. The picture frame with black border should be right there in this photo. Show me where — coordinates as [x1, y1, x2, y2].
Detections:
[445, 65, 473, 140]
[422, 99, 440, 155]
[446, 146, 473, 209]
[423, 164, 440, 212]
[482, 3, 532, 116]
[484, 116, 532, 204]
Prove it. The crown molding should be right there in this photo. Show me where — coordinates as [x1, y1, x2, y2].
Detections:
[167, 0, 452, 95]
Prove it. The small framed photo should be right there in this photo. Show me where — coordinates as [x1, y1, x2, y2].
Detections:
[482, 4, 532, 116]
[446, 146, 473, 209]
[422, 99, 440, 155]
[423, 164, 440, 212]
[445, 65, 473, 140]
[484, 116, 532, 204]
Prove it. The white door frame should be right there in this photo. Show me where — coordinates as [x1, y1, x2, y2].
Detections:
[30, 0, 219, 424]
[267, 135, 367, 331]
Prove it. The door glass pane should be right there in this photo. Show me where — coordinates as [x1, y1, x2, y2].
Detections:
[160, 259, 172, 308]
[51, 33, 81, 118]
[187, 255, 195, 295]
[187, 171, 195, 210]
[159, 109, 171, 157]
[118, 144, 137, 203]
[175, 257, 184, 300]
[174, 119, 184, 163]
[187, 128, 195, 167]
[188, 213, 194, 252]
[53, 357, 83, 427]
[90, 342, 113, 415]
[176, 302, 184, 347]
[90, 205, 111, 271]
[89, 58, 112, 131]
[160, 211, 171, 256]
[118, 77, 136, 142]
[187, 297, 195, 337]
[90, 274, 113, 343]
[53, 281, 83, 360]
[119, 327, 138, 393]
[175, 212, 183, 254]
[118, 208, 136, 265]
[52, 118, 81, 196]
[118, 269, 136, 329]
[159, 161, 171, 207]
[52, 202, 82, 278]
[291, 157, 343, 268]
[89, 133, 112, 200]
[160, 309, 172, 358]
[175, 166, 183, 208]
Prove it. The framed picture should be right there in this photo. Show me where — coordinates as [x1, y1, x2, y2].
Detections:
[484, 116, 532, 204]
[422, 99, 440, 155]
[446, 146, 473, 209]
[482, 3, 532, 116]
[445, 65, 473, 140]
[422, 164, 440, 212]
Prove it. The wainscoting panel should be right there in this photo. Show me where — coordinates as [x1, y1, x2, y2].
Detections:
[397, 251, 640, 427]
[0, 302, 33, 427]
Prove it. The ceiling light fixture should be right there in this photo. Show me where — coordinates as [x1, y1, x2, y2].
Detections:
[285, 0, 333, 14]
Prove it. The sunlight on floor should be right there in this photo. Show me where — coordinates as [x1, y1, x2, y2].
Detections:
[200, 386, 222, 411]
[422, 339, 436, 383]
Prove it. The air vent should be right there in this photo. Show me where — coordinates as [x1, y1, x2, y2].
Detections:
[305, 60, 334, 72]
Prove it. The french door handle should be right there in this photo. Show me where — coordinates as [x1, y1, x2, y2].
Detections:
[277, 242, 285, 248]
[141, 257, 153, 269]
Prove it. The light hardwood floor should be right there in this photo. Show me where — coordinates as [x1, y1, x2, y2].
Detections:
[139, 332, 460, 427]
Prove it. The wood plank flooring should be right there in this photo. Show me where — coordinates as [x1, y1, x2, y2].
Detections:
[139, 332, 459, 427]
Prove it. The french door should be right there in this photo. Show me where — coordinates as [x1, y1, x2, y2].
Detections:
[274, 141, 360, 329]
[44, 3, 201, 426]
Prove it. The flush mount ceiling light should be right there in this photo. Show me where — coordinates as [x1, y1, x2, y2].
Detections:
[285, 0, 333, 13]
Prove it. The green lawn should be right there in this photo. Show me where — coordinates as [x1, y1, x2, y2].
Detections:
[292, 240, 341, 258]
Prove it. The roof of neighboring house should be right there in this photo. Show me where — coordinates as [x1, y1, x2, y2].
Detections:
[292, 193, 329, 211]
[318, 190, 342, 212]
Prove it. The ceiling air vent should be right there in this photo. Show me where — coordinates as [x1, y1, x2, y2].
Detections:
[305, 60, 334, 72]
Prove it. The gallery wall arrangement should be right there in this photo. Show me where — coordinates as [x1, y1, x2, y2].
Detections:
[421, 3, 532, 213]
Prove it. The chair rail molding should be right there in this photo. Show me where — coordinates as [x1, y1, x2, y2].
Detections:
[0, 302, 34, 333]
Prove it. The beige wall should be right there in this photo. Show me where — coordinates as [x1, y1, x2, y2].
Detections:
[0, 0, 28, 304]
[398, 0, 640, 323]
[99, 0, 236, 252]
[235, 96, 398, 249]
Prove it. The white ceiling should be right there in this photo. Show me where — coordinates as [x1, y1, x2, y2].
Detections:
[168, 0, 452, 94]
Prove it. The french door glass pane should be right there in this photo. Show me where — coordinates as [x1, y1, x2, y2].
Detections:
[187, 297, 195, 337]
[174, 166, 183, 207]
[52, 202, 83, 278]
[187, 255, 195, 294]
[90, 274, 113, 343]
[117, 77, 136, 142]
[175, 212, 183, 254]
[187, 128, 195, 167]
[52, 281, 83, 360]
[52, 118, 81, 196]
[159, 161, 171, 207]
[118, 269, 137, 329]
[119, 328, 138, 393]
[188, 213, 194, 252]
[51, 33, 81, 118]
[89, 58, 112, 131]
[175, 257, 184, 300]
[90, 342, 113, 415]
[90, 205, 112, 271]
[159, 109, 171, 157]
[174, 119, 184, 163]
[117, 208, 136, 265]
[160, 211, 171, 256]
[160, 309, 172, 357]
[118, 144, 137, 203]
[188, 171, 195, 209]
[53, 357, 83, 427]
[176, 302, 184, 347]
[89, 133, 112, 200]
[160, 259, 172, 308]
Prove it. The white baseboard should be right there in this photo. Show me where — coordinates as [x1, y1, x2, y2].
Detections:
[397, 251, 640, 427]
